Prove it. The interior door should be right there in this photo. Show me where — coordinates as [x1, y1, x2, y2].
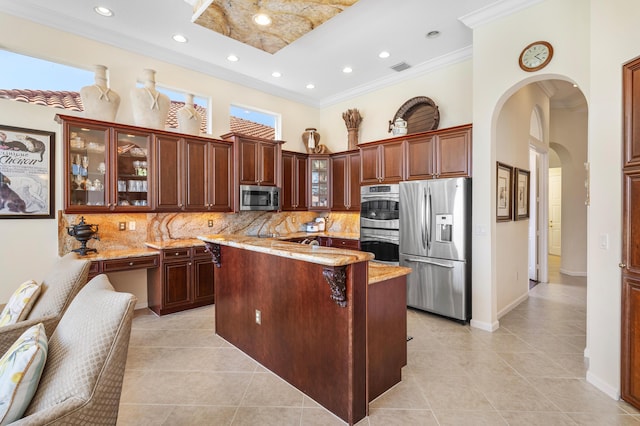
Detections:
[548, 167, 562, 256]
[621, 56, 640, 408]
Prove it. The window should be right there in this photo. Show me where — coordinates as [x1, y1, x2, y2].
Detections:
[229, 105, 280, 140]
[0, 49, 93, 111]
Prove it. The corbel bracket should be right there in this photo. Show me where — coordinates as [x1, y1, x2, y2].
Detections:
[322, 266, 347, 307]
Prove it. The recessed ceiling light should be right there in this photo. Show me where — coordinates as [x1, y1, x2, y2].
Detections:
[272, 71, 281, 78]
[343, 67, 353, 74]
[94, 6, 113, 17]
[306, 83, 315, 89]
[378, 51, 390, 59]
[573, 83, 579, 88]
[253, 13, 272, 26]
[426, 30, 441, 39]
[172, 34, 188, 43]
[227, 55, 239, 62]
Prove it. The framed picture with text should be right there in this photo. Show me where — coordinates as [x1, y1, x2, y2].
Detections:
[496, 162, 513, 222]
[0, 125, 55, 219]
[514, 168, 530, 220]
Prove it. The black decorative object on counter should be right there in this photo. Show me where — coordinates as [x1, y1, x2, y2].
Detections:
[67, 216, 100, 256]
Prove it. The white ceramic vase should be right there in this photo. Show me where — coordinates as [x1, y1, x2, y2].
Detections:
[177, 93, 202, 135]
[80, 65, 120, 122]
[130, 69, 170, 129]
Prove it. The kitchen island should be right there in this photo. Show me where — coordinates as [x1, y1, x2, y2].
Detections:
[197, 234, 410, 425]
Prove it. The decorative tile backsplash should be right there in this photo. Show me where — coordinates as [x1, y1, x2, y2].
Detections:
[59, 211, 360, 256]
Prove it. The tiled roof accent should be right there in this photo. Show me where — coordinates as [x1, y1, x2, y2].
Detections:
[229, 116, 275, 140]
[0, 89, 275, 140]
[0, 89, 84, 111]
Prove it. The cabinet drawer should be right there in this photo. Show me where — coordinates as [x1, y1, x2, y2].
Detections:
[162, 248, 191, 260]
[331, 238, 360, 250]
[88, 261, 102, 278]
[102, 255, 159, 272]
[193, 246, 211, 258]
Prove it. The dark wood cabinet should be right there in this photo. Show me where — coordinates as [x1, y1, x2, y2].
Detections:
[183, 138, 233, 212]
[154, 134, 183, 210]
[324, 237, 360, 250]
[360, 140, 404, 185]
[405, 124, 472, 180]
[57, 115, 153, 212]
[281, 151, 308, 211]
[154, 136, 232, 212]
[222, 133, 281, 187]
[147, 246, 214, 316]
[58, 115, 231, 213]
[88, 254, 159, 279]
[309, 155, 330, 210]
[331, 150, 360, 211]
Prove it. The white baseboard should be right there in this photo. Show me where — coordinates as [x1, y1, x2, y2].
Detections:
[586, 371, 620, 400]
[584, 347, 590, 358]
[135, 301, 148, 310]
[470, 319, 499, 332]
[559, 268, 587, 277]
[497, 292, 529, 319]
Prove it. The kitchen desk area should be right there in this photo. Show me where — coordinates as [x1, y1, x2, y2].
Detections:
[197, 234, 411, 425]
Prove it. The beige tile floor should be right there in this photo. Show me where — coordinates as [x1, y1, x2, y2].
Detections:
[117, 256, 640, 425]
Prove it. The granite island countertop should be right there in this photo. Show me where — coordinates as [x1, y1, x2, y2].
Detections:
[197, 234, 411, 284]
[198, 234, 373, 267]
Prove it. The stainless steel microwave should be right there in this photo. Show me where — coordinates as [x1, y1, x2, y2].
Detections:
[239, 185, 280, 211]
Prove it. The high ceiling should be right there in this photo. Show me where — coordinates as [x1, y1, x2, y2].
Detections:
[0, 0, 567, 108]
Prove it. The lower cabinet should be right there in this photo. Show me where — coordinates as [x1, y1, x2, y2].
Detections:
[147, 246, 214, 315]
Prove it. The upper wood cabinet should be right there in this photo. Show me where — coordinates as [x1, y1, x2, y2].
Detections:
[222, 133, 281, 187]
[281, 151, 308, 211]
[309, 155, 330, 210]
[360, 140, 405, 185]
[405, 124, 472, 180]
[57, 114, 232, 213]
[331, 150, 360, 211]
[58, 115, 153, 213]
[154, 136, 233, 212]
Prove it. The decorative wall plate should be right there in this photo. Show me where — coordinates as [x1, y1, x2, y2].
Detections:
[388, 96, 440, 135]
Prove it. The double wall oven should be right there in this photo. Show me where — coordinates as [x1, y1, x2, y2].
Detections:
[360, 184, 399, 265]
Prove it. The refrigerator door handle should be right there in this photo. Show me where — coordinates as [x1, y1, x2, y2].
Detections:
[421, 187, 427, 250]
[426, 186, 432, 251]
[403, 256, 455, 269]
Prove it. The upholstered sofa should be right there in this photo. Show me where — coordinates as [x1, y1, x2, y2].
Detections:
[9, 274, 136, 425]
[0, 253, 90, 354]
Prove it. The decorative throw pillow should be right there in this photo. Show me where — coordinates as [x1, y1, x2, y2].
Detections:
[0, 323, 48, 425]
[0, 281, 42, 327]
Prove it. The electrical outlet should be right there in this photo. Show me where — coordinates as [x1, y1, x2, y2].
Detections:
[208, 219, 214, 227]
[119, 222, 126, 231]
[128, 221, 136, 231]
[255, 309, 261, 325]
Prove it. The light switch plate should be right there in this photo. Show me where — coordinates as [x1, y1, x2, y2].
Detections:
[119, 222, 126, 231]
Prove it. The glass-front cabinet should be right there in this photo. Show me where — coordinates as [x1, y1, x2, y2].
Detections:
[309, 155, 329, 210]
[66, 123, 110, 211]
[114, 130, 150, 209]
[61, 116, 151, 212]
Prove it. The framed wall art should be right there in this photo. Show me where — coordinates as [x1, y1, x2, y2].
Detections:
[0, 125, 55, 219]
[496, 162, 513, 222]
[514, 168, 530, 220]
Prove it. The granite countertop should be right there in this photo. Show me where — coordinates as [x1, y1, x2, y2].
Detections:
[144, 238, 205, 250]
[368, 261, 412, 285]
[276, 231, 360, 241]
[198, 234, 373, 267]
[80, 247, 160, 261]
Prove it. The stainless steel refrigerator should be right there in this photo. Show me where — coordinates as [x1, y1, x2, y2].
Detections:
[399, 178, 471, 322]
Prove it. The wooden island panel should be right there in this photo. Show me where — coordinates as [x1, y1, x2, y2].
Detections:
[214, 245, 368, 424]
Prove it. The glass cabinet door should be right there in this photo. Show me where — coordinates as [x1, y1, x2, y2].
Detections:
[309, 156, 329, 209]
[67, 124, 110, 210]
[114, 130, 150, 209]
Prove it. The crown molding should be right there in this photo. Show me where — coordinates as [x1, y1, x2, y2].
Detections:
[459, 0, 544, 29]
